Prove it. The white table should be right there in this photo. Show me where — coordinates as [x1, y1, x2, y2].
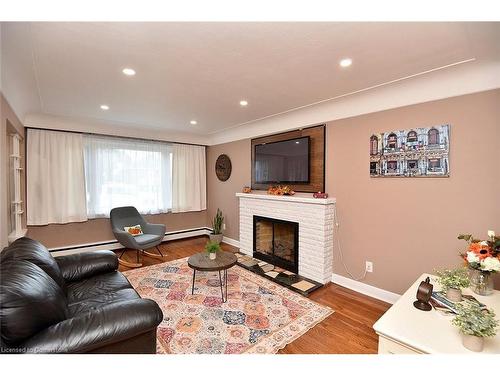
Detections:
[373, 273, 500, 354]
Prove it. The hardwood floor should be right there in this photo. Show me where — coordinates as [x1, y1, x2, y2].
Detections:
[117, 236, 390, 354]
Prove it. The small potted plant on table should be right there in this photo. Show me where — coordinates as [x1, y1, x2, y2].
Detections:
[210, 208, 224, 244]
[436, 267, 470, 302]
[452, 301, 498, 352]
[206, 241, 221, 260]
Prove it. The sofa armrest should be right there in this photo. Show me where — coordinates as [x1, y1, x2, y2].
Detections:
[20, 299, 163, 353]
[55, 250, 118, 282]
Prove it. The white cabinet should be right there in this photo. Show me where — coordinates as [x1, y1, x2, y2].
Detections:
[373, 273, 500, 354]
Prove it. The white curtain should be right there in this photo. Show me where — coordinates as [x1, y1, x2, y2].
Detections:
[172, 143, 207, 213]
[27, 129, 88, 225]
[84, 135, 172, 218]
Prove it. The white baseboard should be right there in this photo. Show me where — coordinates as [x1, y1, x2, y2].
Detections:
[50, 227, 210, 257]
[331, 273, 401, 304]
[222, 236, 240, 248]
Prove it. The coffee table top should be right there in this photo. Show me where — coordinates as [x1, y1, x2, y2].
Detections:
[188, 251, 238, 272]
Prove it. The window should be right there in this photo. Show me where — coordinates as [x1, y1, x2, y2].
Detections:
[428, 158, 441, 171]
[407, 160, 418, 170]
[84, 135, 173, 218]
[387, 160, 398, 171]
[428, 128, 439, 145]
[407, 131, 418, 142]
[370, 135, 379, 155]
[387, 133, 397, 149]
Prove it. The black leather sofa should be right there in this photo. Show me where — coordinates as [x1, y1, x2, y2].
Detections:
[0, 237, 163, 354]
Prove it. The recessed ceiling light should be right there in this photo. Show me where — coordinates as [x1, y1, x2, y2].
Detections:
[239, 100, 248, 106]
[122, 68, 136, 76]
[190, 120, 197, 125]
[100, 105, 109, 110]
[295, 141, 300, 144]
[339, 58, 352, 68]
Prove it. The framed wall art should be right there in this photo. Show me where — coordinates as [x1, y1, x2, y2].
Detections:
[370, 125, 450, 178]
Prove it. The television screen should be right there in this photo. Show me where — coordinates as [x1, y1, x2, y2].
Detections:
[254, 136, 310, 184]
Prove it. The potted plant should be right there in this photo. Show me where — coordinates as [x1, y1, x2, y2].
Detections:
[209, 208, 224, 244]
[435, 267, 470, 302]
[452, 301, 498, 352]
[205, 241, 221, 260]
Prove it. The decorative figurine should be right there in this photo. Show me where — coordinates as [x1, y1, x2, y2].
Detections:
[313, 191, 328, 199]
[413, 276, 433, 311]
[242, 186, 252, 193]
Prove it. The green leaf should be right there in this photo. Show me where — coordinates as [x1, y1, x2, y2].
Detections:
[458, 234, 472, 242]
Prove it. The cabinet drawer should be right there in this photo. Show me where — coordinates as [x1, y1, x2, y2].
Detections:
[378, 336, 422, 354]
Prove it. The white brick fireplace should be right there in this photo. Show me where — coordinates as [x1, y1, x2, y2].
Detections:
[236, 192, 336, 284]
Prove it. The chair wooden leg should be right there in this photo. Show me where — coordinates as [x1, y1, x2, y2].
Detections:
[117, 249, 142, 268]
[143, 245, 164, 259]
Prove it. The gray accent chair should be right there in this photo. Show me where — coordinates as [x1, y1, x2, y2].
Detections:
[110, 206, 166, 267]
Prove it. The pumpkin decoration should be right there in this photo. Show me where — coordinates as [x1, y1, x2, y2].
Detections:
[267, 185, 295, 196]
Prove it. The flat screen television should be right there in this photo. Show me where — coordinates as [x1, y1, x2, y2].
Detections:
[254, 136, 310, 184]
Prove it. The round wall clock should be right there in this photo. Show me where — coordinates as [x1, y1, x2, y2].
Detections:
[215, 154, 232, 181]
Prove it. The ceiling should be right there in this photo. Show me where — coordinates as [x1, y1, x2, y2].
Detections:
[1, 22, 500, 136]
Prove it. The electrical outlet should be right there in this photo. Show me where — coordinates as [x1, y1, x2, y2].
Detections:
[223, 223, 226, 230]
[365, 261, 373, 273]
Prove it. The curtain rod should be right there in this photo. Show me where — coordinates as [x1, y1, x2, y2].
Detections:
[25, 126, 208, 148]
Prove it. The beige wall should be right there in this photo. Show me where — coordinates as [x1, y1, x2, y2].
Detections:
[205, 89, 500, 294]
[326, 89, 500, 293]
[1, 94, 25, 249]
[206, 139, 251, 240]
[27, 210, 208, 249]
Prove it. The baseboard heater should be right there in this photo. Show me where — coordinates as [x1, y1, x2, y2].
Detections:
[49, 227, 212, 256]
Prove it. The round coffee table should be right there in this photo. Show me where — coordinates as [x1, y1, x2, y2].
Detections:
[187, 251, 238, 302]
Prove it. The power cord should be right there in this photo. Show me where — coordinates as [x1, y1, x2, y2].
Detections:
[333, 204, 367, 281]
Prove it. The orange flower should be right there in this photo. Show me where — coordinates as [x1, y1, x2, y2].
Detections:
[469, 243, 482, 253]
[469, 242, 493, 260]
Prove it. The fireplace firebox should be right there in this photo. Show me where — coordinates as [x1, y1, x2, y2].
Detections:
[253, 215, 299, 274]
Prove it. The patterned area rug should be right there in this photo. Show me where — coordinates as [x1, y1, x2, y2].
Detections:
[123, 256, 333, 354]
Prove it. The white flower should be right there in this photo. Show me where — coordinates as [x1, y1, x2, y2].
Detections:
[480, 240, 489, 246]
[488, 230, 495, 238]
[467, 251, 480, 264]
[481, 257, 500, 272]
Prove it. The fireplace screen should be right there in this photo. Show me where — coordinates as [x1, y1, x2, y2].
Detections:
[253, 216, 299, 273]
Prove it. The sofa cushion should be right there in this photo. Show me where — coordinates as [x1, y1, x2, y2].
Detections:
[68, 288, 140, 317]
[0, 260, 68, 345]
[1, 237, 66, 290]
[66, 271, 132, 303]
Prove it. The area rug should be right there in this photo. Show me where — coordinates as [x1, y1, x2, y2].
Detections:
[123, 257, 333, 354]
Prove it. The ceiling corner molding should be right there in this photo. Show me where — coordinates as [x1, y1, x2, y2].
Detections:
[207, 60, 500, 145]
[24, 113, 211, 145]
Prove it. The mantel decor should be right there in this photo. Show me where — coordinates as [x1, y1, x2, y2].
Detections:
[267, 185, 295, 196]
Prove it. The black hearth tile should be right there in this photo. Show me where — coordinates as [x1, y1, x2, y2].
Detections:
[235, 252, 323, 297]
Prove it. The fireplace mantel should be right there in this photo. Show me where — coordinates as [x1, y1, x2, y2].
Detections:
[236, 191, 335, 284]
[235, 192, 336, 205]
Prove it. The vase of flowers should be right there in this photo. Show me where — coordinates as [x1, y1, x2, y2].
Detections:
[452, 301, 498, 352]
[459, 230, 500, 296]
[435, 268, 470, 302]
